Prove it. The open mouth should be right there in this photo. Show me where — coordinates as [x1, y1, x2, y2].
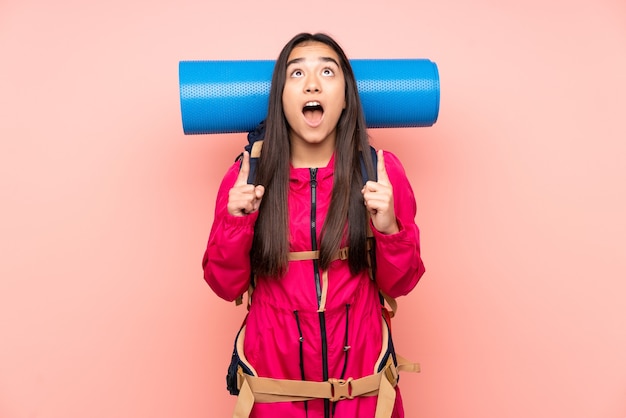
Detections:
[303, 101, 324, 126]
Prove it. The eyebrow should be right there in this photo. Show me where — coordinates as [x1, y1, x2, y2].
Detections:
[286, 56, 340, 68]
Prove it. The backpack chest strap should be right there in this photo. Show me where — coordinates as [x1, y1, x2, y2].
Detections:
[287, 247, 349, 312]
[288, 246, 349, 262]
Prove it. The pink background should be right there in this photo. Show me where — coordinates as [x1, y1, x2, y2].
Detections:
[1, 0, 625, 417]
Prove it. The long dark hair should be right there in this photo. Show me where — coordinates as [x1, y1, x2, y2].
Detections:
[251, 32, 375, 277]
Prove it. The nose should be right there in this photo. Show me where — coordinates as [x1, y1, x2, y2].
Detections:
[304, 74, 321, 93]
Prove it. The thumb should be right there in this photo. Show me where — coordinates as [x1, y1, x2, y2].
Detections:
[254, 185, 265, 200]
[250, 185, 265, 213]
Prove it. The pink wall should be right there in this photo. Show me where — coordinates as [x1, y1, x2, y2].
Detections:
[1, 0, 625, 417]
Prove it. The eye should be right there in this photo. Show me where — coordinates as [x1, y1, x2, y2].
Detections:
[290, 69, 304, 78]
[321, 67, 335, 76]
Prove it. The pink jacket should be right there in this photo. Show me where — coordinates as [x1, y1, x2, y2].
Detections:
[203, 151, 425, 418]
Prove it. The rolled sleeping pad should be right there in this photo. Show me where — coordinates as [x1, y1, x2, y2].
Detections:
[179, 59, 439, 135]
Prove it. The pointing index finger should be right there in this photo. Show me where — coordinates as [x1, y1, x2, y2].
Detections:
[377, 149, 390, 185]
[235, 151, 251, 186]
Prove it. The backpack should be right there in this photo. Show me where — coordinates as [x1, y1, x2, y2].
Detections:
[225, 121, 418, 418]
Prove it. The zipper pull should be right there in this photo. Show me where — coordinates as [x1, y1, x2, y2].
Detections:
[310, 168, 318, 186]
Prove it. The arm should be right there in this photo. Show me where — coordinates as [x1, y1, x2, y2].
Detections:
[369, 151, 425, 298]
[202, 161, 260, 301]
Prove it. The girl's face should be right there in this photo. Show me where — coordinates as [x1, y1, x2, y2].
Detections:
[282, 42, 346, 150]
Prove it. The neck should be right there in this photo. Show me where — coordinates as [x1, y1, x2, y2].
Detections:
[290, 139, 335, 168]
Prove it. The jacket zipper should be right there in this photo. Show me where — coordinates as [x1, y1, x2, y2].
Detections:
[310, 168, 330, 418]
[310, 168, 322, 306]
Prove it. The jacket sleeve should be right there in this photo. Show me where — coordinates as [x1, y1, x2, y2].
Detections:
[370, 151, 426, 298]
[202, 162, 258, 302]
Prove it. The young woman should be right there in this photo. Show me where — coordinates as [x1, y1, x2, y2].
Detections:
[202, 32, 425, 418]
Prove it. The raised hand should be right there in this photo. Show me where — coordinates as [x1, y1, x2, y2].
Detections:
[227, 151, 265, 216]
[361, 150, 399, 234]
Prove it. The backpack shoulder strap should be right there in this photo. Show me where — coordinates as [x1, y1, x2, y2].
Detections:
[246, 140, 263, 184]
[362, 147, 399, 319]
[361, 145, 378, 184]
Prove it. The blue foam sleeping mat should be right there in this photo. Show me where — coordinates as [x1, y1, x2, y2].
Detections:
[179, 59, 439, 135]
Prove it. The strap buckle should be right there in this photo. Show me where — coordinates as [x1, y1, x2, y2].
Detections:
[328, 377, 354, 402]
[383, 357, 399, 386]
